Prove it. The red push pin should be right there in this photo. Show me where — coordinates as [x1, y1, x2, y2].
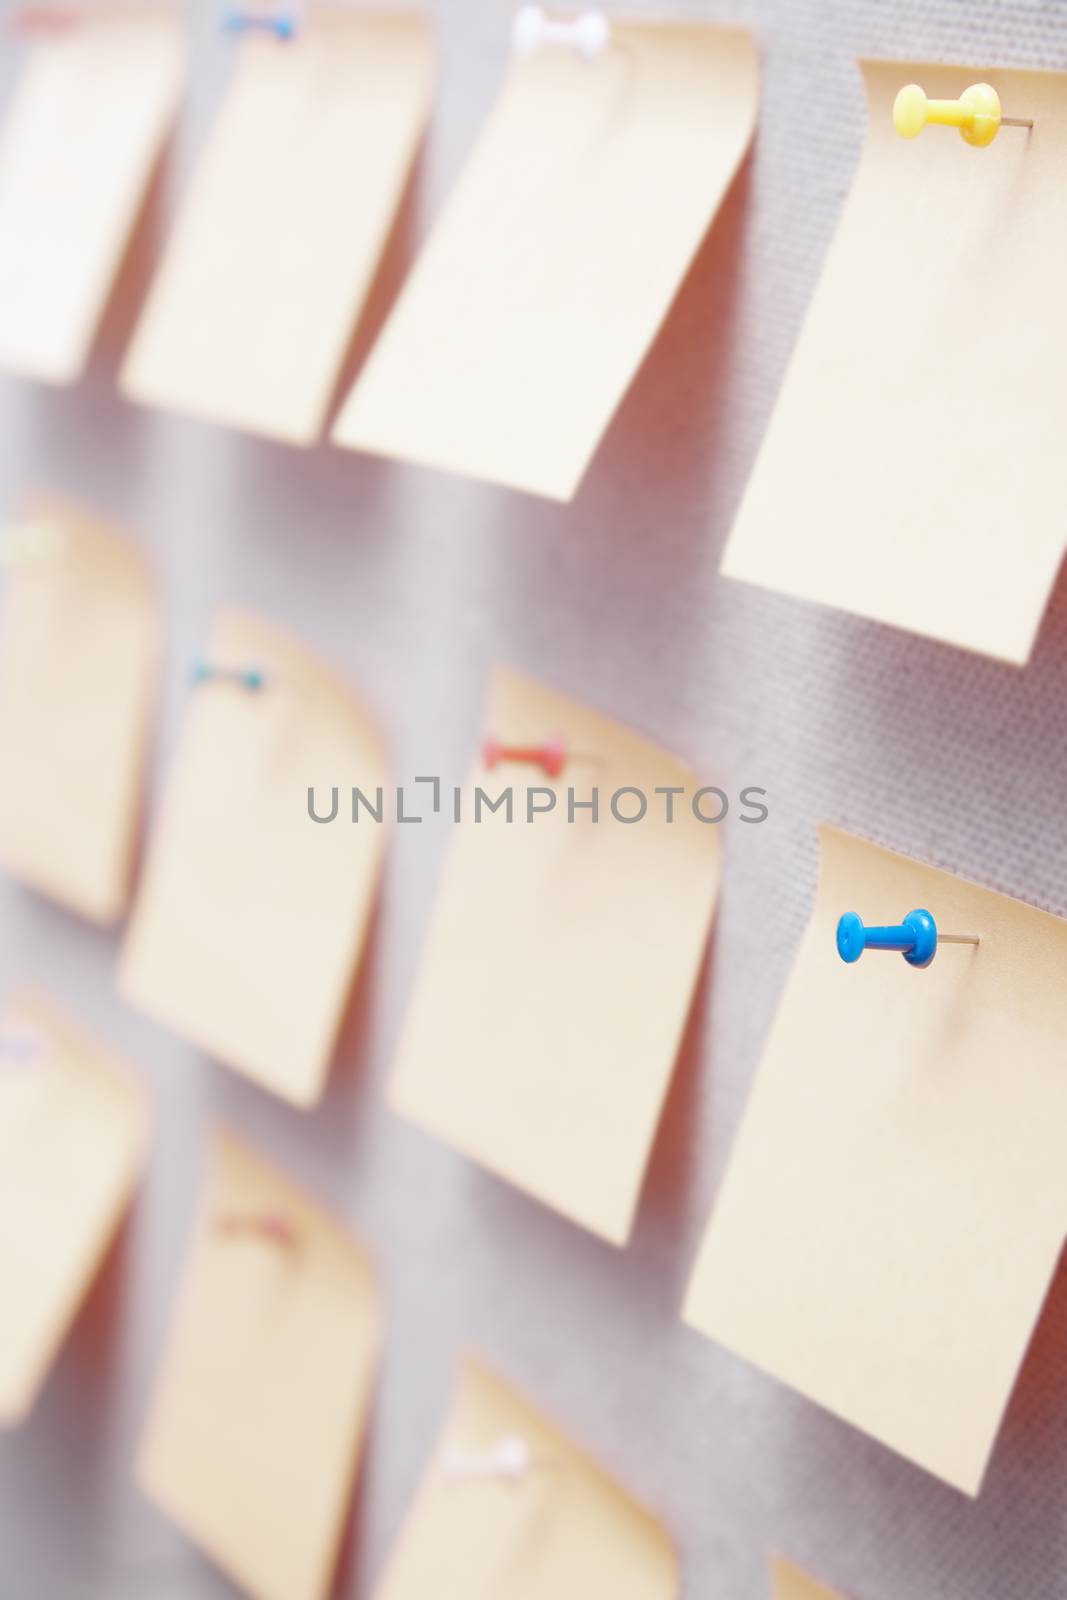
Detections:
[482, 732, 567, 780]
[7, 7, 80, 33]
[215, 1211, 296, 1248]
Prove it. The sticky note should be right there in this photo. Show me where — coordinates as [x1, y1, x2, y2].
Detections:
[138, 1131, 380, 1600]
[374, 1359, 678, 1600]
[721, 61, 1067, 665]
[390, 666, 723, 1244]
[121, 11, 432, 445]
[118, 610, 387, 1106]
[333, 23, 758, 499]
[0, 497, 157, 924]
[0, 994, 148, 1427]
[0, 6, 185, 383]
[684, 826, 1067, 1495]
[772, 1555, 845, 1600]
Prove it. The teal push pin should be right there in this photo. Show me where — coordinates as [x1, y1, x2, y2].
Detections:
[191, 660, 267, 692]
[836, 909, 979, 969]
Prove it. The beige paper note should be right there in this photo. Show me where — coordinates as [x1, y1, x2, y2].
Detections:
[375, 1359, 678, 1600]
[0, 496, 157, 924]
[333, 23, 758, 499]
[684, 826, 1067, 1495]
[139, 1130, 380, 1600]
[121, 11, 432, 445]
[119, 609, 387, 1106]
[390, 666, 722, 1245]
[722, 61, 1067, 665]
[0, 6, 185, 383]
[772, 1554, 845, 1600]
[0, 994, 149, 1426]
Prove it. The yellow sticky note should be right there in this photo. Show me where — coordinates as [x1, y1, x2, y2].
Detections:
[121, 11, 432, 445]
[0, 994, 148, 1427]
[0, 6, 185, 383]
[0, 496, 157, 924]
[119, 609, 387, 1106]
[391, 666, 723, 1244]
[333, 23, 758, 499]
[722, 61, 1067, 664]
[684, 827, 1067, 1495]
[138, 1131, 380, 1600]
[772, 1554, 846, 1600]
[374, 1359, 678, 1600]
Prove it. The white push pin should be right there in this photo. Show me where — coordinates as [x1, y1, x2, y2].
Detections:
[0, 1027, 45, 1067]
[512, 5, 610, 61]
[441, 1433, 535, 1483]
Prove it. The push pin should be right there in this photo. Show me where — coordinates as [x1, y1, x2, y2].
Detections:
[0, 1028, 45, 1066]
[893, 83, 1033, 147]
[836, 909, 980, 969]
[483, 733, 567, 779]
[215, 1211, 296, 1248]
[191, 660, 267, 692]
[512, 5, 610, 61]
[442, 1433, 545, 1484]
[223, 7, 299, 41]
[6, 7, 80, 33]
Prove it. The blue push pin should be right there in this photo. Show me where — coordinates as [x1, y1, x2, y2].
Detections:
[191, 660, 267, 693]
[222, 8, 297, 40]
[837, 908, 980, 969]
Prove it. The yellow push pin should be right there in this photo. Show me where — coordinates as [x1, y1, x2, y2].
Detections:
[893, 82, 1032, 147]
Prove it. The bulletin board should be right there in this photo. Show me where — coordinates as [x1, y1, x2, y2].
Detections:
[0, 2, 1065, 1597]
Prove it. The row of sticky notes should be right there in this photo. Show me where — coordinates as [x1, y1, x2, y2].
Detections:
[0, 495, 722, 1191]
[0, 9, 758, 497]
[3, 496, 1067, 1501]
[2, 13, 1065, 661]
[0, 1007, 838, 1600]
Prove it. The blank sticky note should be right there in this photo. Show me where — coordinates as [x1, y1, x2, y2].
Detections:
[374, 1359, 678, 1600]
[118, 610, 387, 1106]
[0, 6, 185, 383]
[391, 666, 722, 1244]
[684, 826, 1067, 1495]
[772, 1555, 845, 1600]
[0, 994, 148, 1427]
[121, 12, 432, 445]
[138, 1131, 380, 1600]
[333, 23, 758, 499]
[0, 497, 157, 924]
[722, 61, 1067, 665]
